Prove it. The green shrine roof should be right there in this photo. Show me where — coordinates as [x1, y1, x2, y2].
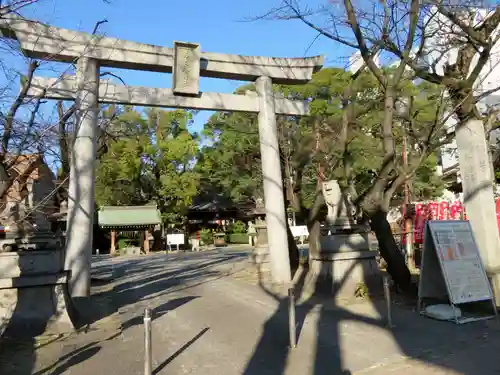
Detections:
[98, 205, 161, 229]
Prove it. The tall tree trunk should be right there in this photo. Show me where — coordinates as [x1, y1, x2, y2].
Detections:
[283, 184, 300, 275]
[287, 224, 300, 275]
[368, 208, 415, 295]
[305, 185, 326, 258]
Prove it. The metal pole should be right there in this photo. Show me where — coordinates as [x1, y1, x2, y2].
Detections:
[383, 274, 394, 328]
[288, 288, 297, 348]
[402, 135, 412, 265]
[144, 308, 152, 375]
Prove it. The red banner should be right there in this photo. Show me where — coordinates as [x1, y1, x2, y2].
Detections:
[439, 201, 449, 220]
[408, 199, 500, 244]
[450, 201, 463, 220]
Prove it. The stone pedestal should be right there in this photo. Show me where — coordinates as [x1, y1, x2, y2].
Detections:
[123, 246, 141, 256]
[319, 231, 370, 253]
[308, 180, 382, 299]
[0, 231, 62, 252]
[0, 250, 77, 338]
[309, 228, 381, 299]
[309, 249, 381, 299]
[254, 223, 268, 246]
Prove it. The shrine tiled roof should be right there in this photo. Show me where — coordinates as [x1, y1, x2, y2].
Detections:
[98, 205, 161, 229]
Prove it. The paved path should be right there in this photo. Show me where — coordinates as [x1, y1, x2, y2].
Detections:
[1, 249, 499, 375]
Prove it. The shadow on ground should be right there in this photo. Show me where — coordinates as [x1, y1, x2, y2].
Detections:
[0, 250, 247, 375]
[152, 327, 210, 375]
[82, 251, 247, 327]
[2, 241, 498, 375]
[242, 233, 500, 375]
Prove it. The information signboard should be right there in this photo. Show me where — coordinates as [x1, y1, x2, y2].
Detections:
[166, 233, 185, 246]
[418, 220, 496, 323]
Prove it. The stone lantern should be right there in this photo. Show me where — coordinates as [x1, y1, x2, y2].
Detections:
[250, 197, 270, 272]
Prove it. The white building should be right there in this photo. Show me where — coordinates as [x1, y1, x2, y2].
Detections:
[423, 7, 500, 195]
[348, 6, 500, 198]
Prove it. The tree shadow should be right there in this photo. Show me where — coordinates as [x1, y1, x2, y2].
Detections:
[243, 226, 500, 375]
[0, 337, 36, 375]
[78, 252, 246, 329]
[242, 222, 387, 375]
[120, 296, 200, 331]
[0, 250, 245, 375]
[29, 329, 122, 375]
[33, 344, 101, 375]
[365, 267, 500, 374]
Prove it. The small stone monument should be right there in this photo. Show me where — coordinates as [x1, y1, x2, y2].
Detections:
[318, 180, 369, 251]
[308, 180, 380, 299]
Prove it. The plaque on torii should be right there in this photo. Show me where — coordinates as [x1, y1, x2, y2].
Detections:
[172, 41, 200, 96]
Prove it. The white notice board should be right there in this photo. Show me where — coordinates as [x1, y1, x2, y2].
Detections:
[166, 233, 185, 246]
[421, 220, 493, 304]
[290, 225, 309, 238]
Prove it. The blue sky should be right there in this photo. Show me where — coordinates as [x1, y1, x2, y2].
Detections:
[17, 0, 354, 133]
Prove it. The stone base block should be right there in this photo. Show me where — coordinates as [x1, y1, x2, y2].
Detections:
[0, 277, 77, 338]
[319, 232, 369, 252]
[0, 233, 62, 252]
[123, 246, 141, 256]
[306, 250, 382, 301]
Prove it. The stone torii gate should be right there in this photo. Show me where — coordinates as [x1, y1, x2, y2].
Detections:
[0, 16, 323, 298]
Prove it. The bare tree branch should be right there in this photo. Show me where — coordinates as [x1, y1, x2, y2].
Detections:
[2, 60, 38, 155]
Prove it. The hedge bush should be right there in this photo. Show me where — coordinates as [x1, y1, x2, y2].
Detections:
[230, 220, 246, 234]
[228, 233, 249, 244]
[200, 228, 214, 245]
[117, 238, 137, 249]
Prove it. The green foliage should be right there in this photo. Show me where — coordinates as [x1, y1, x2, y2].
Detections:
[117, 238, 136, 249]
[282, 67, 447, 211]
[19, 74, 27, 88]
[197, 67, 445, 214]
[229, 220, 246, 234]
[354, 282, 369, 298]
[95, 68, 445, 229]
[411, 153, 445, 200]
[228, 233, 249, 244]
[196, 109, 261, 203]
[95, 108, 200, 223]
[199, 228, 213, 245]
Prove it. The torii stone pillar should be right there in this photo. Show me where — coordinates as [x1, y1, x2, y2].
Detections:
[456, 119, 500, 304]
[256, 76, 291, 284]
[65, 57, 99, 297]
